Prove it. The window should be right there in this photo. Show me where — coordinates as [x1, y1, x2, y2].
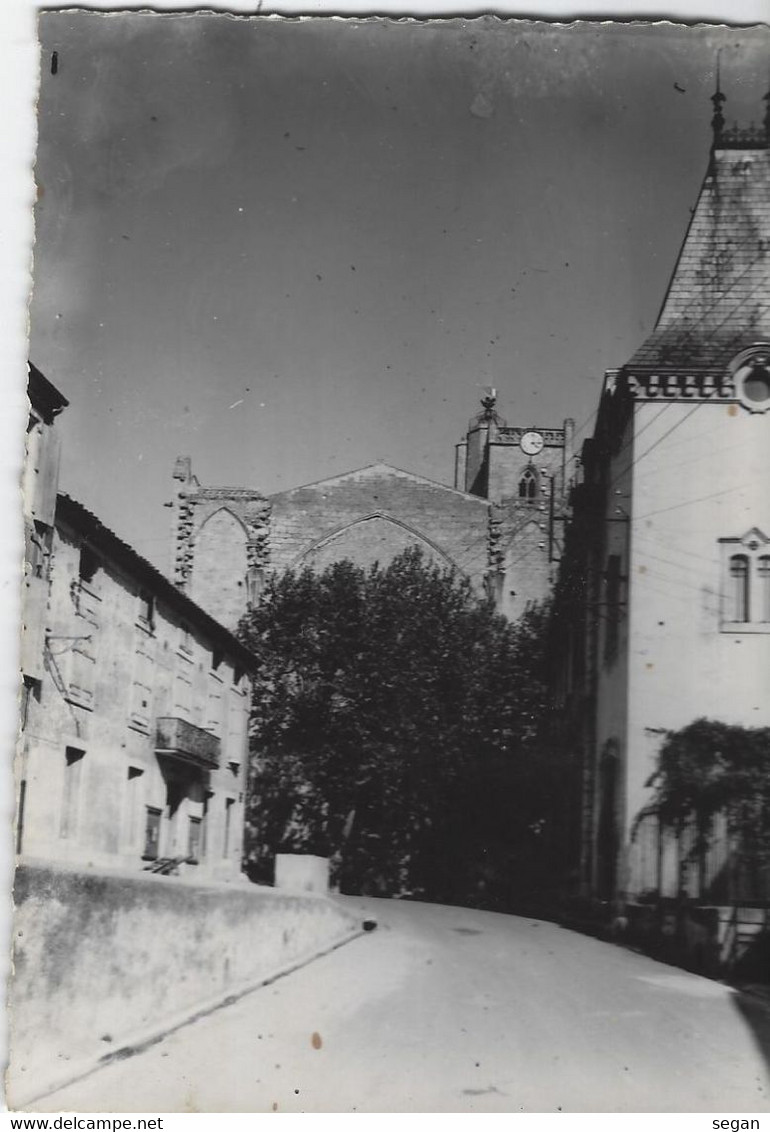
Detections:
[729, 555, 749, 623]
[201, 790, 213, 859]
[226, 689, 248, 768]
[143, 806, 162, 860]
[137, 590, 155, 629]
[732, 348, 770, 414]
[27, 524, 49, 581]
[720, 530, 770, 630]
[518, 466, 539, 501]
[20, 676, 40, 732]
[173, 673, 192, 721]
[66, 554, 100, 708]
[742, 365, 770, 405]
[223, 797, 235, 858]
[16, 779, 27, 854]
[760, 557, 770, 623]
[129, 645, 154, 731]
[66, 644, 96, 710]
[60, 746, 85, 839]
[188, 817, 202, 863]
[206, 674, 224, 737]
[78, 545, 99, 586]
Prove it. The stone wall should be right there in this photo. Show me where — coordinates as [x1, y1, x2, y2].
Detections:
[190, 507, 251, 635]
[492, 506, 556, 621]
[8, 862, 360, 1105]
[171, 457, 271, 634]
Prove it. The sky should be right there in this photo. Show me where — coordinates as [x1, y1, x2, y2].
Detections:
[27, 11, 770, 572]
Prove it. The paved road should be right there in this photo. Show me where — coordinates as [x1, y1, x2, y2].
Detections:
[33, 897, 770, 1113]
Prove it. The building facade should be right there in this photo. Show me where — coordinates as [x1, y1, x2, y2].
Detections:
[171, 395, 574, 631]
[552, 102, 770, 907]
[18, 370, 255, 881]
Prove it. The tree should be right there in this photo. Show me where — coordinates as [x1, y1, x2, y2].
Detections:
[646, 718, 770, 897]
[239, 549, 555, 905]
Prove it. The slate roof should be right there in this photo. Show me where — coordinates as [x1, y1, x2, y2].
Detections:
[626, 146, 770, 374]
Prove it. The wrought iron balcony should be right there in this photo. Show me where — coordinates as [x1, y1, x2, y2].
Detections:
[155, 717, 221, 770]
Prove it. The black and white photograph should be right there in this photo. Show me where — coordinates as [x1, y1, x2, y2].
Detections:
[6, 0, 770, 1115]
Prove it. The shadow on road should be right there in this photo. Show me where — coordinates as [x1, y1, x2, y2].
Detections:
[732, 989, 770, 1083]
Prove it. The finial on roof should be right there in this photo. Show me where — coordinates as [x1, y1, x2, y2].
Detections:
[480, 387, 497, 418]
[710, 53, 726, 147]
[173, 456, 192, 482]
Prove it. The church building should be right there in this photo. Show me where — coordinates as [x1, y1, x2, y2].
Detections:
[170, 395, 574, 630]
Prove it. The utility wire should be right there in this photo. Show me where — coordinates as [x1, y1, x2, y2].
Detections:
[632, 479, 751, 523]
[605, 403, 703, 500]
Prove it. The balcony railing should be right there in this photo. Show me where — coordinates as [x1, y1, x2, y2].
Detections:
[155, 716, 221, 770]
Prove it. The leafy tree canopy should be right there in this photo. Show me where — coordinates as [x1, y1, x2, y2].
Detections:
[647, 718, 770, 857]
[239, 548, 558, 904]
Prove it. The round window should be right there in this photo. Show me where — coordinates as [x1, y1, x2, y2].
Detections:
[733, 352, 770, 413]
[742, 364, 770, 403]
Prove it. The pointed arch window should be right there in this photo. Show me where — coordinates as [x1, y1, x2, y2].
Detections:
[518, 466, 539, 501]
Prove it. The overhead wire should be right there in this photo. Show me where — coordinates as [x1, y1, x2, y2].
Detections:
[604, 403, 704, 500]
[632, 480, 753, 523]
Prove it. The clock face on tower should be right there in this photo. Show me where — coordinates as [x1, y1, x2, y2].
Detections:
[520, 430, 544, 456]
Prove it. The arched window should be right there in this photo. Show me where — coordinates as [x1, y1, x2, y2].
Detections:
[518, 466, 539, 501]
[758, 556, 770, 622]
[720, 530, 770, 630]
[729, 554, 749, 623]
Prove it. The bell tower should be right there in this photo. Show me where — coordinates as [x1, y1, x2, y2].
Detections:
[455, 390, 575, 619]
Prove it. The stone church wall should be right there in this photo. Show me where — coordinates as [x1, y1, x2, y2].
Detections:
[268, 466, 491, 589]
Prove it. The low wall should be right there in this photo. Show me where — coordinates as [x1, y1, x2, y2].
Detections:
[275, 853, 330, 895]
[624, 900, 769, 979]
[8, 861, 360, 1104]
[558, 896, 770, 983]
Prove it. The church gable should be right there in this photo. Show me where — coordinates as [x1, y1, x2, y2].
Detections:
[268, 463, 490, 589]
[270, 462, 489, 502]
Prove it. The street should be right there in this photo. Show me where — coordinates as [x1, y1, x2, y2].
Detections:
[31, 896, 770, 1113]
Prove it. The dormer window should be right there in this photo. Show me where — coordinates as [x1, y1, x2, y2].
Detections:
[518, 466, 539, 501]
[720, 529, 770, 630]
